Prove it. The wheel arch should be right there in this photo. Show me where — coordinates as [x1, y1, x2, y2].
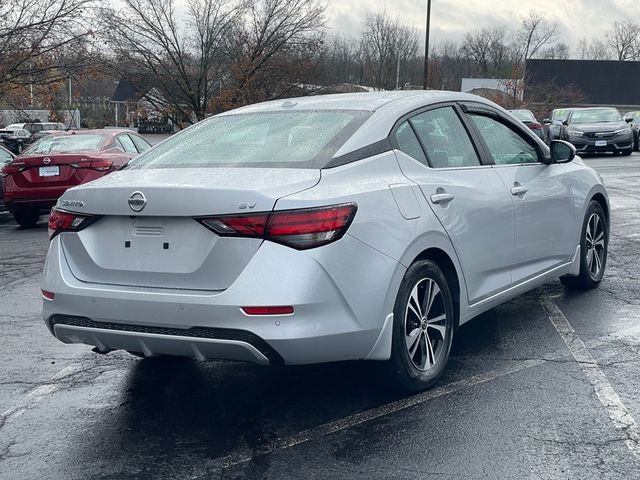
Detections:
[411, 247, 462, 330]
[591, 192, 609, 225]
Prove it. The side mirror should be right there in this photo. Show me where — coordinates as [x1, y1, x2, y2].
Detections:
[562, 120, 569, 126]
[625, 117, 633, 123]
[542, 118, 551, 124]
[550, 140, 576, 164]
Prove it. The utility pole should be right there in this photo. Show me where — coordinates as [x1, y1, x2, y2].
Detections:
[396, 52, 401, 90]
[423, 0, 432, 90]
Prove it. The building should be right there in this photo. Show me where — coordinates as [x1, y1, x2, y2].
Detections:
[525, 59, 640, 111]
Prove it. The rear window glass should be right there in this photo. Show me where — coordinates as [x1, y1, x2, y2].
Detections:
[126, 110, 371, 169]
[26, 134, 105, 154]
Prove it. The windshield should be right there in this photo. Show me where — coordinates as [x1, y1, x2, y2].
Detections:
[551, 109, 572, 121]
[511, 110, 535, 122]
[26, 134, 105, 154]
[127, 110, 371, 170]
[571, 108, 622, 124]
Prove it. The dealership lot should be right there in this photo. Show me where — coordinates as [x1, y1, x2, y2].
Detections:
[0, 153, 639, 479]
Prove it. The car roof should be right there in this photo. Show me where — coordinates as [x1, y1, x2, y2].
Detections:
[225, 90, 487, 114]
[219, 91, 501, 157]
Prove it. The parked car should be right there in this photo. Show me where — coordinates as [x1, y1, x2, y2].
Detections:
[5, 122, 67, 135]
[560, 107, 633, 156]
[41, 92, 609, 392]
[623, 111, 640, 151]
[543, 108, 574, 144]
[0, 128, 35, 154]
[0, 145, 15, 211]
[509, 109, 544, 139]
[2, 129, 151, 227]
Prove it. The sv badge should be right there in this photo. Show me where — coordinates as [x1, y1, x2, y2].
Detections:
[238, 202, 257, 210]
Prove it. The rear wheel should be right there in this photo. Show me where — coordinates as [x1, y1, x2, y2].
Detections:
[13, 210, 40, 228]
[561, 201, 608, 290]
[384, 260, 454, 392]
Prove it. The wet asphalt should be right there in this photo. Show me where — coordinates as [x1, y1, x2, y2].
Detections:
[0, 153, 639, 479]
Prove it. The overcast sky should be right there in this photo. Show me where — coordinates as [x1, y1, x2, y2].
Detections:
[326, 0, 635, 50]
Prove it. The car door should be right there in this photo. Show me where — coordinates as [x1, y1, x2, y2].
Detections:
[463, 105, 575, 285]
[392, 104, 516, 305]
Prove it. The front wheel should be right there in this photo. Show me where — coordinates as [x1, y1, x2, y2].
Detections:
[561, 201, 608, 290]
[383, 259, 455, 392]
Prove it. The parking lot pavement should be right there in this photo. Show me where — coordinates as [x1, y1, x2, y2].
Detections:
[1, 153, 639, 479]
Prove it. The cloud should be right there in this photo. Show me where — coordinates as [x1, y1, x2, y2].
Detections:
[325, 0, 633, 51]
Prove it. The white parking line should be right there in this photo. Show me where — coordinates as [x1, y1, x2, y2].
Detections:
[543, 299, 640, 460]
[200, 356, 559, 474]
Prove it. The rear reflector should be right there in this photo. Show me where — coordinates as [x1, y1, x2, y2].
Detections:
[42, 290, 55, 300]
[242, 306, 294, 316]
[48, 208, 95, 240]
[197, 203, 357, 250]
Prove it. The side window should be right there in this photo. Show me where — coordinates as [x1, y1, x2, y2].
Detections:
[410, 107, 481, 168]
[117, 134, 138, 154]
[131, 135, 151, 153]
[394, 121, 428, 165]
[0, 148, 12, 162]
[469, 115, 539, 165]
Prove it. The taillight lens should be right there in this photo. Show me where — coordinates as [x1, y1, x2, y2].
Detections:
[1, 162, 26, 176]
[531, 122, 543, 130]
[47, 208, 94, 239]
[197, 203, 357, 250]
[90, 159, 112, 171]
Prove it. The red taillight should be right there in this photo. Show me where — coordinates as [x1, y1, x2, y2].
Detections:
[531, 122, 543, 130]
[47, 208, 93, 239]
[199, 213, 269, 237]
[1, 163, 25, 176]
[42, 290, 55, 300]
[241, 306, 294, 316]
[90, 159, 112, 171]
[197, 203, 357, 250]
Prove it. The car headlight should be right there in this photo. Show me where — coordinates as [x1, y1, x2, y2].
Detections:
[615, 127, 631, 136]
[568, 130, 584, 137]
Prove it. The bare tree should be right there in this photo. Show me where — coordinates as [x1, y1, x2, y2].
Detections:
[219, 0, 326, 110]
[462, 28, 515, 77]
[577, 38, 611, 60]
[101, 0, 245, 124]
[515, 11, 559, 61]
[606, 20, 640, 61]
[360, 10, 419, 90]
[539, 43, 570, 60]
[0, 0, 97, 96]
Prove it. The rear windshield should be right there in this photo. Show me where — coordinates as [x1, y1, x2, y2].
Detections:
[126, 110, 371, 170]
[571, 108, 622, 124]
[26, 134, 105, 154]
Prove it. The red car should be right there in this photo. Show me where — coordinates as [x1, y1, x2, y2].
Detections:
[1, 129, 151, 227]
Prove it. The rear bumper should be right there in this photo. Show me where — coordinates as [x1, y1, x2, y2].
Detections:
[42, 234, 402, 365]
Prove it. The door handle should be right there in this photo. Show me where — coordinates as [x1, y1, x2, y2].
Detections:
[430, 193, 455, 205]
[510, 185, 528, 197]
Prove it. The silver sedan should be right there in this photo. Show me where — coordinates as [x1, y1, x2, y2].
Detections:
[41, 91, 609, 391]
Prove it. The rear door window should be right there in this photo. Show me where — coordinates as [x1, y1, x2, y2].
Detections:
[410, 107, 482, 168]
[117, 134, 138, 154]
[130, 134, 151, 153]
[394, 121, 428, 165]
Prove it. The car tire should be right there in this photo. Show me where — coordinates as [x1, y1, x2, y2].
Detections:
[17, 143, 23, 154]
[383, 259, 455, 392]
[13, 210, 40, 228]
[560, 200, 608, 290]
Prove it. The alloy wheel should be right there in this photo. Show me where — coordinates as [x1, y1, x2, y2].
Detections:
[404, 278, 448, 372]
[585, 213, 605, 278]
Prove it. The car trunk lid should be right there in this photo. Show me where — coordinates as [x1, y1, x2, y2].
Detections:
[59, 168, 320, 291]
